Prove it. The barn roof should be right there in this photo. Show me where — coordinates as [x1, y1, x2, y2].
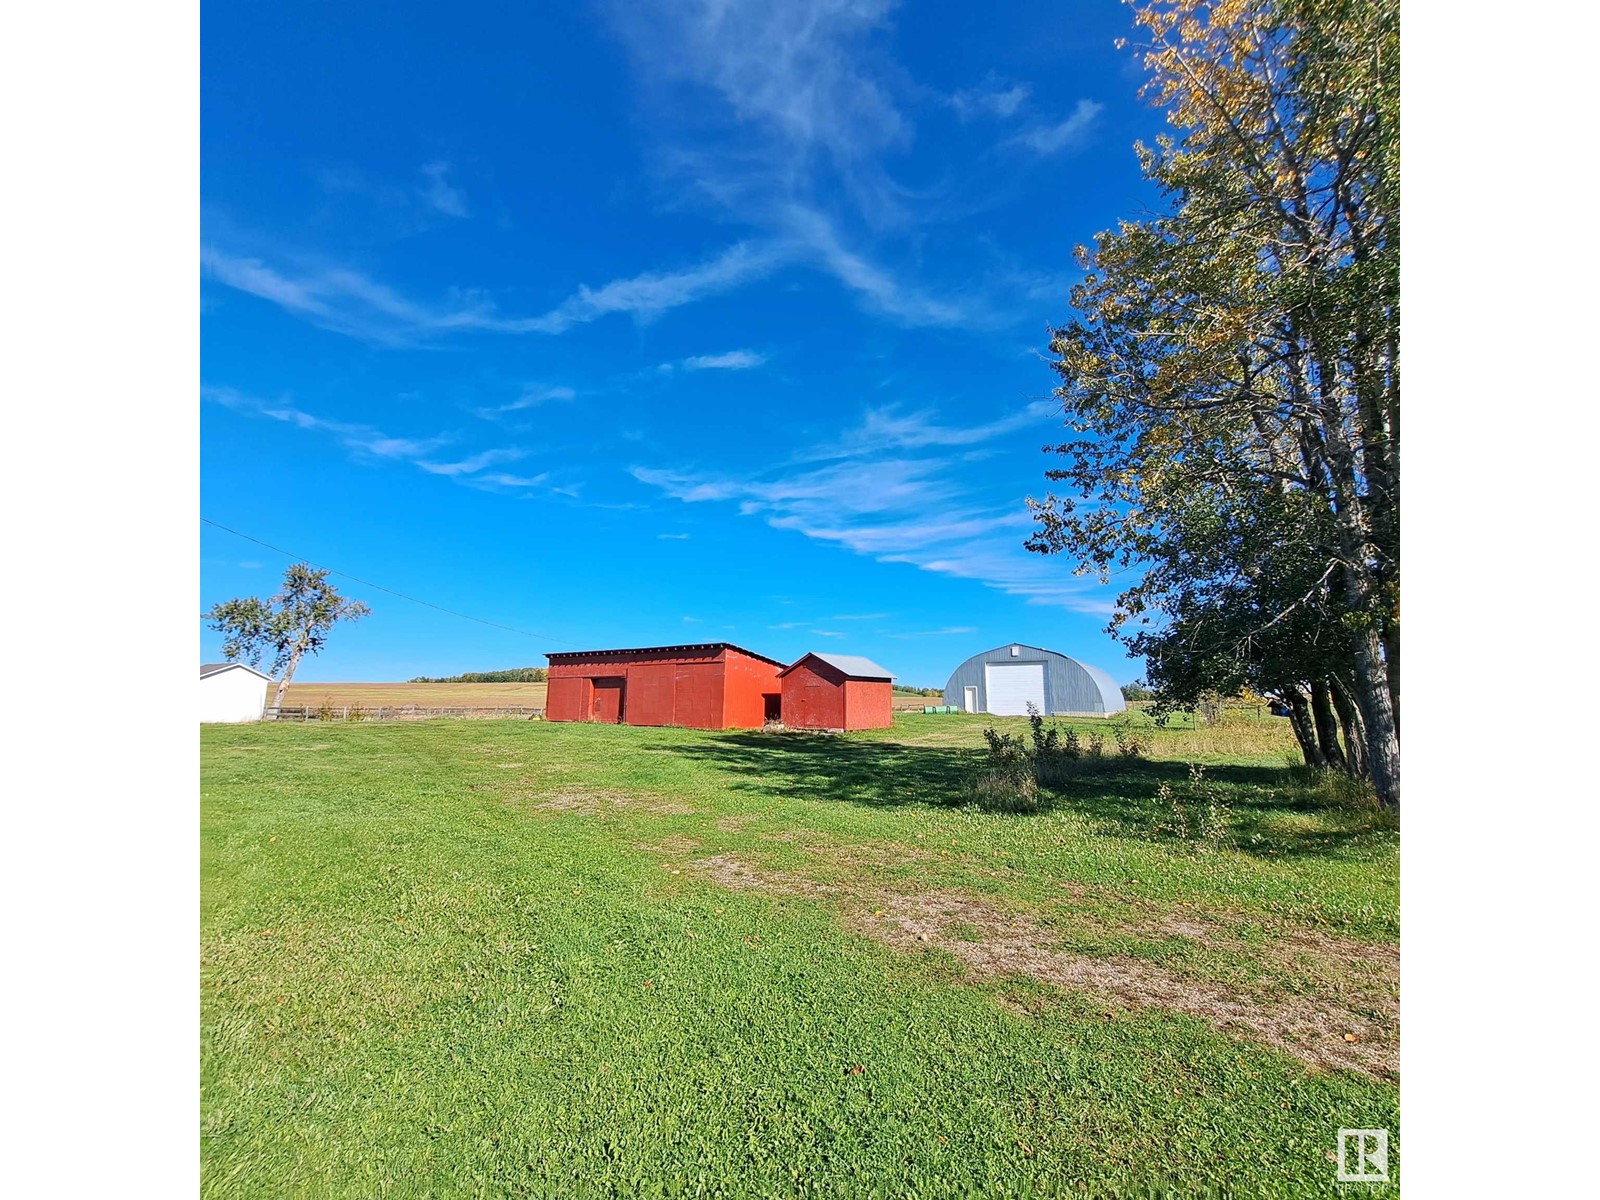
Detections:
[780, 652, 894, 681]
[545, 642, 788, 669]
[201, 662, 272, 681]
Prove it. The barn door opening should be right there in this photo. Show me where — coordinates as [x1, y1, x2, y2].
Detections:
[963, 685, 978, 714]
[762, 693, 781, 724]
[591, 677, 625, 723]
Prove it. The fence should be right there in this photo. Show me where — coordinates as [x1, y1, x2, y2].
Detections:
[265, 705, 545, 722]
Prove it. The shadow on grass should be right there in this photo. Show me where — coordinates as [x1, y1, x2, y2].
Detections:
[643, 733, 1390, 861]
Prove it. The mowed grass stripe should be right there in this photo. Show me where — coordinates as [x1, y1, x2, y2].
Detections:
[202, 717, 1398, 1197]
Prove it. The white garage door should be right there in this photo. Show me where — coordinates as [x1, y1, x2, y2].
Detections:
[984, 663, 1045, 716]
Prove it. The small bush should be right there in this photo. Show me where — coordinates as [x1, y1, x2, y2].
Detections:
[973, 724, 1045, 812]
[346, 704, 368, 722]
[1110, 716, 1146, 759]
[316, 697, 337, 722]
[1157, 764, 1233, 850]
[1085, 731, 1106, 759]
[1026, 704, 1079, 787]
[970, 768, 1042, 813]
[1282, 762, 1397, 827]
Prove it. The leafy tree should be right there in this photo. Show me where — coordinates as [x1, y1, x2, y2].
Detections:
[1120, 681, 1153, 701]
[206, 564, 372, 709]
[1026, 0, 1399, 805]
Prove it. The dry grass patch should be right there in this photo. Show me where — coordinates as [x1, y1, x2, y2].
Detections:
[688, 854, 1397, 1080]
[526, 787, 697, 816]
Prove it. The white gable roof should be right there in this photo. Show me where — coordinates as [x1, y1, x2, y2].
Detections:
[200, 662, 273, 682]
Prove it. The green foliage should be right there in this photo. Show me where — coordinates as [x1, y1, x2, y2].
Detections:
[409, 667, 548, 683]
[1110, 716, 1147, 759]
[1158, 764, 1234, 850]
[206, 563, 370, 683]
[970, 726, 1042, 812]
[1024, 0, 1401, 803]
[1120, 681, 1153, 701]
[1025, 703, 1080, 788]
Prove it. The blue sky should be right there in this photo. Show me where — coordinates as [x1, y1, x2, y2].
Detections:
[200, 0, 1170, 689]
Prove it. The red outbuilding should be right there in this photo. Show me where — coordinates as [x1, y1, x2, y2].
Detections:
[778, 652, 895, 731]
[545, 643, 785, 730]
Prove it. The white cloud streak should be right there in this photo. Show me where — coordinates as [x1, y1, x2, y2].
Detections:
[201, 240, 790, 344]
[631, 401, 1115, 613]
[1012, 100, 1104, 156]
[419, 161, 470, 218]
[950, 80, 1031, 122]
[205, 387, 549, 491]
[679, 349, 767, 371]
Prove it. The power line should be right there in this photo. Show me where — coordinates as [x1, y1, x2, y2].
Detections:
[200, 517, 574, 646]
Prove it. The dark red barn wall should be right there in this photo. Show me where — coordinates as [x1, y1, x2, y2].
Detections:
[842, 679, 893, 730]
[723, 650, 783, 729]
[546, 645, 782, 729]
[546, 672, 593, 722]
[671, 658, 725, 729]
[780, 658, 848, 730]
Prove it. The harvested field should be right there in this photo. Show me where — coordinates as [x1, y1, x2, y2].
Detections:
[280, 680, 549, 708]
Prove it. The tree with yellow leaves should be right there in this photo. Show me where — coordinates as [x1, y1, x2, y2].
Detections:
[1027, 0, 1399, 805]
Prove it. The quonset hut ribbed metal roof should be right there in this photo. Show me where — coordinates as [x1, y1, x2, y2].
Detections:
[942, 643, 1126, 716]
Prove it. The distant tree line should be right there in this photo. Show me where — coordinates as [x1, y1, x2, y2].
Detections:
[409, 667, 548, 683]
[892, 686, 945, 697]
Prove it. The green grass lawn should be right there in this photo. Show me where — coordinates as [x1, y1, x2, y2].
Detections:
[201, 712, 1398, 1197]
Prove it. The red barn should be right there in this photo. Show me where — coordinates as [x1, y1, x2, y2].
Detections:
[778, 653, 895, 731]
[545, 643, 784, 730]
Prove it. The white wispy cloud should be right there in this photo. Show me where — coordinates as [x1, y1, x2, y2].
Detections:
[831, 613, 888, 621]
[657, 533, 691, 540]
[678, 349, 767, 371]
[1012, 100, 1104, 156]
[201, 240, 788, 344]
[950, 79, 1031, 122]
[416, 448, 526, 477]
[631, 399, 1119, 614]
[885, 626, 978, 638]
[476, 384, 578, 418]
[473, 472, 551, 489]
[815, 400, 1058, 459]
[523, 242, 787, 333]
[205, 387, 549, 492]
[601, 1, 993, 329]
[419, 161, 470, 218]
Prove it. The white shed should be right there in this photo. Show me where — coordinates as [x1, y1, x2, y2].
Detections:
[200, 662, 272, 723]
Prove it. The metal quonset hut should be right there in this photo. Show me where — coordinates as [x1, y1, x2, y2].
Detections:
[545, 643, 785, 730]
[779, 653, 895, 731]
[942, 644, 1126, 717]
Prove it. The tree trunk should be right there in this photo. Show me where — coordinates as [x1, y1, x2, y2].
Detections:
[1283, 688, 1325, 768]
[1310, 680, 1347, 772]
[1382, 621, 1400, 737]
[1329, 675, 1368, 779]
[1349, 625, 1400, 809]
[274, 648, 303, 710]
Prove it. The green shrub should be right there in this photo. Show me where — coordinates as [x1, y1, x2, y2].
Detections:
[1157, 764, 1233, 850]
[1110, 716, 1146, 759]
[969, 767, 1042, 814]
[1025, 705, 1079, 787]
[972, 726, 1044, 812]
